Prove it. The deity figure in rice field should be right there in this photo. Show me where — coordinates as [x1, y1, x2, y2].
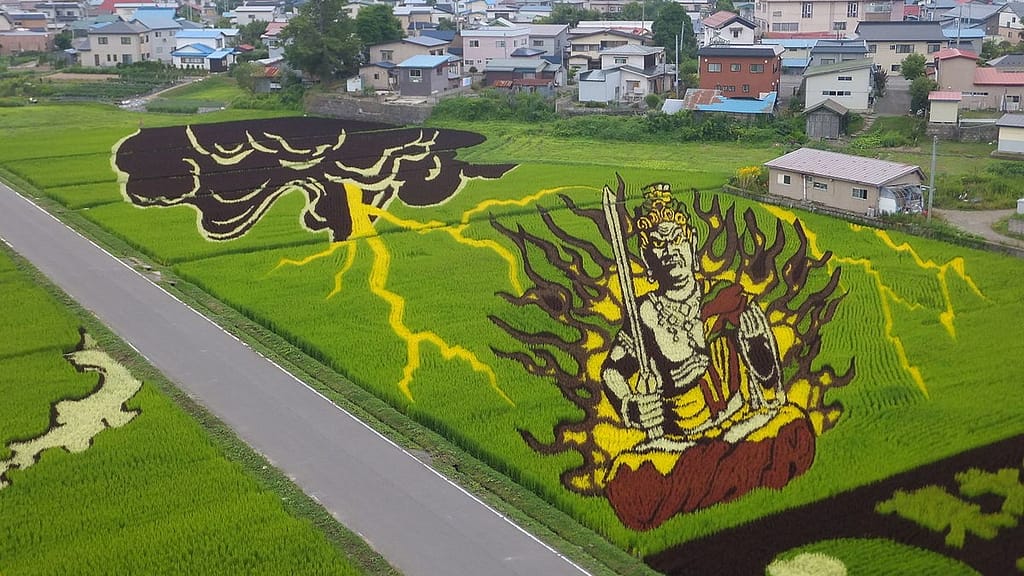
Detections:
[491, 176, 855, 531]
[112, 117, 514, 242]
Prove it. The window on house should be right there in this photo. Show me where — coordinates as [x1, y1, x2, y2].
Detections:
[496, 40, 505, 47]
[533, 40, 544, 47]
[838, 75, 853, 81]
[469, 40, 479, 47]
[894, 44, 913, 54]
[436, 67, 443, 76]
[98, 36, 108, 45]
[802, 2, 813, 17]
[812, 182, 828, 190]
[847, 2, 858, 16]
[891, 64, 901, 72]
[724, 85, 736, 92]
[772, 22, 798, 32]
[380, 49, 393, 61]
[614, 57, 627, 64]
[852, 188, 868, 199]
[374, 73, 380, 80]
[772, 10, 782, 17]
[708, 62, 722, 72]
[868, 44, 877, 53]
[742, 84, 750, 92]
[928, 43, 940, 52]
[731, 28, 741, 38]
[750, 63, 764, 73]
[731, 63, 741, 71]
[779, 174, 791, 185]
[833, 22, 846, 31]
[821, 58, 836, 64]
[409, 69, 422, 82]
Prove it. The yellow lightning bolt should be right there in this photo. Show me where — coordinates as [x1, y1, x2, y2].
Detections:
[762, 206, 986, 398]
[271, 183, 514, 405]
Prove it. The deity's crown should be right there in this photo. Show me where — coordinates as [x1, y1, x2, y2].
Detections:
[634, 183, 694, 248]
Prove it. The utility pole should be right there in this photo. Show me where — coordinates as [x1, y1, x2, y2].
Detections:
[928, 135, 936, 221]
[675, 33, 680, 98]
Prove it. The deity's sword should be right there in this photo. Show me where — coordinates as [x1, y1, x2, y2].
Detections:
[602, 184, 664, 440]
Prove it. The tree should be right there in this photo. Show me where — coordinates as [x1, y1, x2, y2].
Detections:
[717, 0, 736, 11]
[237, 20, 268, 48]
[652, 3, 694, 62]
[280, 0, 362, 81]
[437, 18, 456, 31]
[909, 76, 938, 116]
[54, 30, 72, 51]
[355, 4, 403, 47]
[540, 4, 601, 26]
[900, 53, 926, 81]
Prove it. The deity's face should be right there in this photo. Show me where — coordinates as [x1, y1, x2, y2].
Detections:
[644, 221, 698, 295]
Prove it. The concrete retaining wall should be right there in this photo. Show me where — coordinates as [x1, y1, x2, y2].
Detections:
[306, 94, 432, 125]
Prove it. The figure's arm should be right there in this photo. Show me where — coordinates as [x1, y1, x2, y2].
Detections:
[602, 333, 664, 433]
[737, 303, 785, 407]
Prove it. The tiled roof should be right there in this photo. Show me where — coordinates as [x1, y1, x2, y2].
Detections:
[764, 148, 922, 186]
[928, 91, 962, 101]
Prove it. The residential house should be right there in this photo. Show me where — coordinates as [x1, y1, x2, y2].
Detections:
[802, 58, 873, 111]
[995, 113, 1024, 154]
[172, 41, 234, 70]
[753, 0, 880, 37]
[394, 54, 460, 97]
[86, 19, 150, 67]
[760, 37, 816, 73]
[803, 98, 848, 140]
[928, 91, 961, 123]
[997, 2, 1024, 45]
[700, 11, 756, 47]
[261, 19, 287, 58]
[697, 44, 784, 96]
[568, 28, 647, 70]
[527, 23, 569, 65]
[764, 147, 925, 215]
[393, 4, 437, 31]
[367, 35, 449, 65]
[131, 6, 179, 63]
[359, 62, 397, 91]
[461, 26, 530, 72]
[0, 29, 53, 54]
[574, 20, 652, 35]
[172, 28, 236, 70]
[988, 53, 1024, 72]
[516, 5, 552, 22]
[854, 21, 947, 74]
[941, 25, 983, 54]
[231, 3, 276, 24]
[482, 57, 562, 87]
[578, 67, 622, 102]
[35, 2, 86, 25]
[938, 2, 1005, 38]
[3, 11, 48, 31]
[666, 88, 778, 117]
[601, 44, 670, 100]
[971, 68, 1024, 111]
[932, 47, 977, 92]
[807, 38, 869, 67]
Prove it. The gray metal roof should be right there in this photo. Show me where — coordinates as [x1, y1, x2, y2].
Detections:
[698, 44, 784, 58]
[988, 54, 1024, 69]
[764, 148, 923, 186]
[803, 58, 874, 77]
[854, 21, 946, 42]
[996, 113, 1024, 127]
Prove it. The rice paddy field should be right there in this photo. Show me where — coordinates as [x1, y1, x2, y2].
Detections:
[0, 247, 366, 575]
[1, 101, 1021, 575]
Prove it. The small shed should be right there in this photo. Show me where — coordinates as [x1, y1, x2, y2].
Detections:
[928, 91, 962, 124]
[996, 113, 1024, 155]
[804, 99, 848, 140]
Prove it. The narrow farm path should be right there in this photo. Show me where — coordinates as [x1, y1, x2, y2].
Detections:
[0, 184, 591, 576]
[933, 208, 1024, 249]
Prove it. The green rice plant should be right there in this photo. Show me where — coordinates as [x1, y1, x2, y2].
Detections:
[0, 249, 364, 575]
[5, 153, 115, 188]
[159, 75, 244, 102]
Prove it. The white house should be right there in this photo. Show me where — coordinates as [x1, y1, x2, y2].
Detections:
[132, 7, 180, 64]
[700, 10, 756, 47]
[231, 4, 276, 25]
[172, 28, 237, 70]
[802, 58, 874, 112]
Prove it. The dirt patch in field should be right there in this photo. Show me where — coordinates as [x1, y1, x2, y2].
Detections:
[45, 73, 118, 82]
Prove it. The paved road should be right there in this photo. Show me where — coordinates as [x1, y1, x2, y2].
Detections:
[0, 185, 591, 576]
[875, 77, 911, 117]
[933, 208, 1024, 248]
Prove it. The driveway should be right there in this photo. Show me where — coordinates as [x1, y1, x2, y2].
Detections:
[932, 208, 1024, 249]
[874, 77, 911, 116]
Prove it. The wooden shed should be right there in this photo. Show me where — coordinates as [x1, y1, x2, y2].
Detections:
[804, 99, 848, 140]
[996, 113, 1024, 155]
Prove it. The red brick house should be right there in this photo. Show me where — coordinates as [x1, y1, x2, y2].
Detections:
[697, 44, 784, 96]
